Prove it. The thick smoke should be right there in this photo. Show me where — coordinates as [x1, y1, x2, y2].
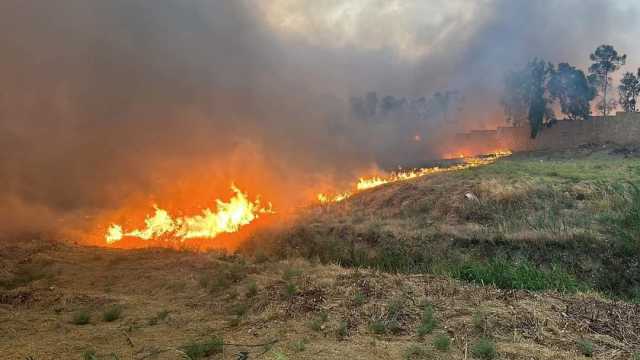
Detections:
[1, 0, 639, 240]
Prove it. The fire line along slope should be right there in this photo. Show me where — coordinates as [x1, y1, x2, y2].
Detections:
[3, 146, 640, 359]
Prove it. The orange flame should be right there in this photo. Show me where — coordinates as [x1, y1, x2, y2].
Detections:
[318, 150, 512, 203]
[105, 185, 273, 244]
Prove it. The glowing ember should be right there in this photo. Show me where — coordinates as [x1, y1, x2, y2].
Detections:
[105, 185, 273, 244]
[318, 150, 512, 203]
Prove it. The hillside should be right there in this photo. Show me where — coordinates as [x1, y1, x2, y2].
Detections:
[2, 146, 640, 359]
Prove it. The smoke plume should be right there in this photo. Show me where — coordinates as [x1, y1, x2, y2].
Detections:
[1, 0, 640, 240]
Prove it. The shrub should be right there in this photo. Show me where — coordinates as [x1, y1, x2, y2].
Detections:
[0, 262, 51, 290]
[473, 310, 487, 333]
[199, 263, 247, 293]
[228, 317, 241, 327]
[180, 337, 223, 360]
[369, 319, 386, 335]
[82, 350, 98, 360]
[102, 305, 122, 322]
[72, 311, 91, 325]
[157, 310, 170, 320]
[291, 339, 307, 352]
[229, 303, 249, 317]
[432, 334, 450, 351]
[308, 311, 328, 331]
[471, 338, 497, 360]
[148, 310, 169, 325]
[336, 321, 348, 339]
[417, 304, 436, 336]
[353, 291, 366, 306]
[246, 281, 258, 298]
[403, 344, 431, 360]
[285, 282, 297, 298]
[577, 339, 594, 357]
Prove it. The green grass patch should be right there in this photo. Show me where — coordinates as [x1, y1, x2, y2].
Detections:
[180, 337, 223, 360]
[416, 304, 436, 336]
[71, 311, 91, 325]
[285, 282, 297, 298]
[353, 290, 366, 305]
[246, 281, 258, 298]
[577, 339, 594, 357]
[471, 338, 497, 360]
[102, 305, 122, 322]
[82, 350, 98, 360]
[369, 319, 387, 335]
[432, 334, 450, 351]
[450, 259, 581, 292]
[308, 311, 328, 331]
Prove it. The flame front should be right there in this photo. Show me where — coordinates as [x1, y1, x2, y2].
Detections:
[319, 150, 512, 203]
[105, 185, 273, 244]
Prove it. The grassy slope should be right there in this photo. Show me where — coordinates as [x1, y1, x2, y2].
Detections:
[244, 146, 640, 298]
[3, 147, 640, 359]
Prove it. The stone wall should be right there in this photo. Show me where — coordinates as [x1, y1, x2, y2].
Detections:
[451, 112, 640, 154]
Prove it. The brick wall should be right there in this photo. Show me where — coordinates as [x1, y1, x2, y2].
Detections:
[451, 112, 640, 154]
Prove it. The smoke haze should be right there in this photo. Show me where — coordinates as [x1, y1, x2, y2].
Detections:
[2, 0, 640, 240]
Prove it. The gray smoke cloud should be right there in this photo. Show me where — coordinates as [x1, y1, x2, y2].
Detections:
[1, 0, 639, 239]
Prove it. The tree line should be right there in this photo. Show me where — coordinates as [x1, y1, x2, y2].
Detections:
[503, 44, 640, 138]
[349, 90, 463, 124]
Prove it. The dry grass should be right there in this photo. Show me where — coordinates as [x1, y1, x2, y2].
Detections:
[241, 147, 640, 299]
[4, 147, 640, 358]
[1, 240, 638, 359]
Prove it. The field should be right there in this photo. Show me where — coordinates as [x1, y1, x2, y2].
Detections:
[2, 145, 640, 359]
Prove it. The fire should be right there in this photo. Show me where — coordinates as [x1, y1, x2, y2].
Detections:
[357, 177, 389, 190]
[105, 185, 273, 244]
[317, 192, 352, 203]
[318, 150, 512, 203]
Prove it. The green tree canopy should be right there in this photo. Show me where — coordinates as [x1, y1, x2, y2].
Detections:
[618, 69, 640, 113]
[548, 63, 596, 121]
[502, 58, 554, 138]
[589, 44, 626, 116]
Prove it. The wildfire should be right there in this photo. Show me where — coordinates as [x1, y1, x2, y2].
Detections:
[105, 185, 273, 244]
[318, 150, 512, 203]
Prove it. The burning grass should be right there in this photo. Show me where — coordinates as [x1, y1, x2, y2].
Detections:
[104, 185, 273, 246]
[6, 147, 640, 359]
[317, 151, 512, 204]
[241, 146, 640, 300]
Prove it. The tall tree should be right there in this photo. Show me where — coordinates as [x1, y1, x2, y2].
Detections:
[364, 91, 379, 118]
[431, 90, 461, 123]
[618, 70, 640, 112]
[502, 58, 554, 138]
[548, 63, 596, 120]
[589, 45, 626, 117]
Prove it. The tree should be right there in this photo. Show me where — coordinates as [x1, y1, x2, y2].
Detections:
[502, 67, 530, 127]
[548, 63, 596, 120]
[618, 70, 640, 112]
[431, 90, 461, 123]
[589, 44, 626, 117]
[502, 58, 554, 138]
[364, 91, 379, 118]
[380, 95, 407, 115]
